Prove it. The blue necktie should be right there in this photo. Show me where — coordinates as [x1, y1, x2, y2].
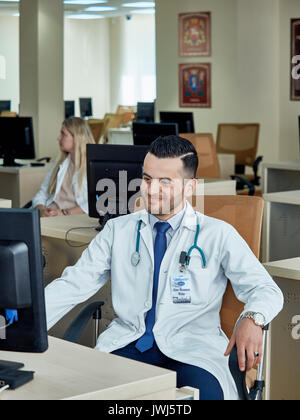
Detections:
[135, 221, 171, 352]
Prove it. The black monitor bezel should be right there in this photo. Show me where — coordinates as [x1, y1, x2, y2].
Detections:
[79, 97, 93, 118]
[64, 100, 75, 119]
[0, 116, 35, 166]
[0, 100, 11, 113]
[132, 122, 179, 146]
[0, 209, 48, 353]
[87, 144, 149, 220]
[136, 102, 155, 123]
[159, 111, 195, 134]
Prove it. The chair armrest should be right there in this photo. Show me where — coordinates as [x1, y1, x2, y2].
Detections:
[22, 200, 32, 209]
[252, 156, 263, 185]
[62, 301, 104, 343]
[230, 175, 255, 196]
[228, 345, 250, 400]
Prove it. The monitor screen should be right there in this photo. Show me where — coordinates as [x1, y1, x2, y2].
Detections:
[137, 102, 155, 123]
[160, 111, 195, 134]
[79, 98, 93, 118]
[65, 100, 75, 119]
[87, 144, 149, 222]
[0, 117, 35, 167]
[0, 100, 11, 114]
[0, 209, 48, 353]
[132, 122, 179, 146]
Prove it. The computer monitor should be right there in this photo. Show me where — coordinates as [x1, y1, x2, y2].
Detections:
[87, 144, 149, 224]
[79, 98, 93, 118]
[65, 100, 75, 119]
[136, 102, 155, 123]
[160, 111, 195, 133]
[0, 117, 35, 167]
[0, 209, 48, 353]
[0, 100, 11, 114]
[132, 122, 179, 146]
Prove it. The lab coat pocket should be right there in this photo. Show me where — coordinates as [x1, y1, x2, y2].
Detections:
[187, 255, 211, 306]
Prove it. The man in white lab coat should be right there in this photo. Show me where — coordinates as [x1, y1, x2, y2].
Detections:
[45, 135, 283, 400]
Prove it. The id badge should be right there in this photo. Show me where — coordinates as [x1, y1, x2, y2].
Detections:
[171, 272, 191, 304]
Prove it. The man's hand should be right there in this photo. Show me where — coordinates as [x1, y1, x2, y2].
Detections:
[224, 318, 263, 371]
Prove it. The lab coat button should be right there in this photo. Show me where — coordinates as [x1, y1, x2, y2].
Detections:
[145, 301, 151, 308]
[113, 340, 118, 345]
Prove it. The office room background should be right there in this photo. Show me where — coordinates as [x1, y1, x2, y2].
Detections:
[0, 0, 300, 164]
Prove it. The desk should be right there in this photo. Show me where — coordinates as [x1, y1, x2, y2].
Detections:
[198, 178, 236, 195]
[0, 336, 176, 400]
[261, 160, 300, 194]
[107, 128, 133, 145]
[263, 258, 300, 400]
[262, 190, 300, 262]
[0, 198, 11, 208]
[0, 164, 49, 208]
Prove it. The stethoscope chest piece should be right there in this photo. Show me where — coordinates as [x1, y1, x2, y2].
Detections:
[131, 252, 141, 267]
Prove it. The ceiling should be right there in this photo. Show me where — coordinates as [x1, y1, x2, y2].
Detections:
[0, 0, 156, 19]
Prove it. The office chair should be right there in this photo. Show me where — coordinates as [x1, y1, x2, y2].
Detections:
[87, 119, 105, 143]
[62, 195, 268, 400]
[216, 124, 262, 194]
[181, 133, 257, 195]
[116, 105, 137, 115]
[180, 133, 221, 179]
[98, 113, 125, 143]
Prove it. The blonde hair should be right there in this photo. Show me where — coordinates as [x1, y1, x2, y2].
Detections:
[48, 117, 95, 195]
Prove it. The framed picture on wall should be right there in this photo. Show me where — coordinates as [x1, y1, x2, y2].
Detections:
[179, 12, 211, 57]
[179, 63, 211, 108]
[291, 19, 300, 100]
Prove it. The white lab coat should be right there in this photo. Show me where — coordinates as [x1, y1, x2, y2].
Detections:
[31, 154, 88, 213]
[45, 201, 283, 400]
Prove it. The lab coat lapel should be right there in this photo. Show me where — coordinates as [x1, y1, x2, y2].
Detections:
[139, 210, 154, 265]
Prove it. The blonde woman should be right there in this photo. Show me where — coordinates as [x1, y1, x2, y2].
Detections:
[32, 117, 95, 217]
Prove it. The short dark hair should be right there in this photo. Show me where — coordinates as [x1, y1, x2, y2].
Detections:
[148, 135, 198, 178]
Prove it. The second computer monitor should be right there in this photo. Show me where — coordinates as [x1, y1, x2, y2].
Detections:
[0, 100, 11, 114]
[0, 208, 48, 353]
[0, 117, 35, 166]
[137, 102, 155, 123]
[160, 111, 195, 134]
[132, 122, 179, 146]
[65, 101, 75, 119]
[87, 144, 149, 222]
[79, 98, 93, 118]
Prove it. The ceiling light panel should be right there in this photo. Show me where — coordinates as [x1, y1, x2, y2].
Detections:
[122, 2, 155, 8]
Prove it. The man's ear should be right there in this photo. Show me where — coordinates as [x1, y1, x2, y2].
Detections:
[183, 178, 198, 198]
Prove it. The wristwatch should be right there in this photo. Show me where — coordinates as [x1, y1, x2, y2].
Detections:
[242, 312, 265, 327]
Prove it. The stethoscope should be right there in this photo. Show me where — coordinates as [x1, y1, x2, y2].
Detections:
[131, 214, 207, 269]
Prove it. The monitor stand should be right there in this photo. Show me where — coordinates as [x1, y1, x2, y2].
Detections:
[95, 213, 120, 232]
[1, 154, 24, 167]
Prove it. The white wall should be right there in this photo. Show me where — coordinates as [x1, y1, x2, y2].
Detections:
[64, 18, 111, 119]
[156, 0, 239, 133]
[109, 14, 156, 113]
[155, 0, 300, 164]
[0, 16, 19, 112]
[236, 0, 280, 163]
